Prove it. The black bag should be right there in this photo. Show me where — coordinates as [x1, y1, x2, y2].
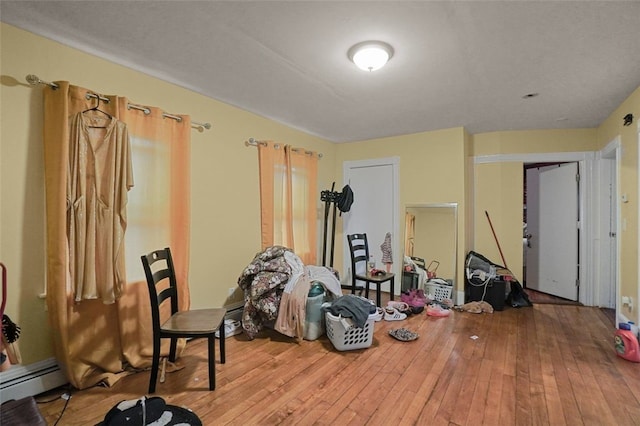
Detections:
[99, 396, 202, 426]
[506, 280, 533, 308]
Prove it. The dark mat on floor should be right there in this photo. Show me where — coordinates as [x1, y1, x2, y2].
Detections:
[524, 288, 581, 305]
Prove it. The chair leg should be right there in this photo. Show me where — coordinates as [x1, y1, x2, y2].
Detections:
[219, 324, 226, 364]
[149, 339, 160, 394]
[365, 283, 370, 301]
[169, 338, 178, 362]
[375, 285, 381, 308]
[390, 277, 395, 301]
[208, 336, 216, 391]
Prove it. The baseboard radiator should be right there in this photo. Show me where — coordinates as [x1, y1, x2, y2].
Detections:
[225, 301, 244, 322]
[0, 358, 67, 404]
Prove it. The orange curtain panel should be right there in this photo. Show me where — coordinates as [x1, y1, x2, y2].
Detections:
[43, 83, 191, 389]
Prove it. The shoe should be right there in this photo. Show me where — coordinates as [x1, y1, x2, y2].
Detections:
[440, 298, 454, 309]
[410, 305, 424, 315]
[384, 307, 407, 321]
[388, 301, 412, 316]
[426, 304, 451, 317]
[371, 307, 384, 322]
[400, 291, 425, 314]
[389, 328, 419, 341]
[215, 319, 242, 338]
[400, 291, 417, 305]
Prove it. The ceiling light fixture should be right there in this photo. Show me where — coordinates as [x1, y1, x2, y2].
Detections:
[348, 41, 394, 72]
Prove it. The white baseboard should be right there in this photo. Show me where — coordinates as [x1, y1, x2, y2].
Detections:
[0, 358, 67, 403]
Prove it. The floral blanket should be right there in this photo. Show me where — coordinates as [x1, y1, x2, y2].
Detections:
[237, 246, 292, 339]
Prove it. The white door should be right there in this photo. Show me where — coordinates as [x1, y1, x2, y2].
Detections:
[343, 158, 399, 294]
[526, 163, 579, 300]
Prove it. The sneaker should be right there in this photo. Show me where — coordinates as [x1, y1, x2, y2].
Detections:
[384, 307, 407, 321]
[215, 319, 242, 338]
[371, 307, 384, 322]
[426, 304, 451, 318]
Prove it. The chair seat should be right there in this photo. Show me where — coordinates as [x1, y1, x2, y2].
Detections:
[161, 309, 227, 335]
[354, 272, 395, 283]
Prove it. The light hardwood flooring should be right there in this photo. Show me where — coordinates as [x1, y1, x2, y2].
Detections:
[35, 301, 640, 425]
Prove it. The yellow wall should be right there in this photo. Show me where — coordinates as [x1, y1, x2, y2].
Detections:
[473, 162, 524, 277]
[334, 128, 468, 292]
[0, 23, 336, 364]
[473, 128, 598, 156]
[597, 86, 640, 320]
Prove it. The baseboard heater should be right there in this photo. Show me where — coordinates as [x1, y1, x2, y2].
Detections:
[225, 301, 243, 322]
[0, 358, 67, 404]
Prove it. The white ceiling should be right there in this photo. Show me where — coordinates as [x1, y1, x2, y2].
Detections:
[2, 1, 640, 143]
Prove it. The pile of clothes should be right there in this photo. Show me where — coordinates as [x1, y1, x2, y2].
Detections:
[237, 246, 342, 340]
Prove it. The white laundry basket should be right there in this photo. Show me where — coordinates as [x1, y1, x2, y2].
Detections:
[425, 280, 453, 302]
[325, 312, 376, 351]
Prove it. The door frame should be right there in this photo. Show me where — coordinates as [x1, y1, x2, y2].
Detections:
[599, 137, 621, 314]
[343, 157, 400, 294]
[475, 151, 597, 305]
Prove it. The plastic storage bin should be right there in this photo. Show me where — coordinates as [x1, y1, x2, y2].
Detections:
[466, 278, 506, 311]
[325, 312, 376, 351]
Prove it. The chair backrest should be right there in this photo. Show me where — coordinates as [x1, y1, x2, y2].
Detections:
[347, 233, 370, 280]
[141, 247, 179, 329]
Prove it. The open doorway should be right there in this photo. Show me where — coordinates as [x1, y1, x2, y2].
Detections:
[523, 162, 580, 303]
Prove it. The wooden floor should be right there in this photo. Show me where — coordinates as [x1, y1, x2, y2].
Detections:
[35, 303, 640, 425]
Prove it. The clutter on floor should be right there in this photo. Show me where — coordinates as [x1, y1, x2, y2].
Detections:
[237, 246, 342, 340]
[455, 301, 494, 314]
[98, 396, 202, 425]
[237, 246, 459, 352]
[614, 322, 640, 362]
[388, 328, 419, 342]
[464, 250, 532, 311]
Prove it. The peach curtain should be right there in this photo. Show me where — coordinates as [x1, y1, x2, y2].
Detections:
[258, 142, 319, 264]
[43, 83, 190, 389]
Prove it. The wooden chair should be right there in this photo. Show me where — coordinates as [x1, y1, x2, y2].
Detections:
[346, 233, 395, 307]
[141, 247, 227, 393]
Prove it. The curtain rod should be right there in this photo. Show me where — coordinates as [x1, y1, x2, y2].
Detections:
[245, 138, 323, 158]
[26, 74, 211, 131]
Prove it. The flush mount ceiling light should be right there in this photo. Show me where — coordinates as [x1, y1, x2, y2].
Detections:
[348, 41, 394, 72]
